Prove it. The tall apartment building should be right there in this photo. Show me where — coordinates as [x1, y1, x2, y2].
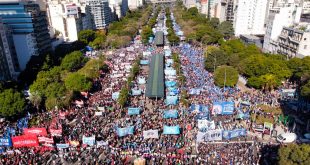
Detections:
[233, 0, 268, 36]
[0, 20, 19, 80]
[211, 0, 227, 22]
[277, 25, 310, 58]
[263, 2, 302, 53]
[47, 1, 83, 42]
[225, 0, 236, 22]
[128, 0, 143, 10]
[86, 0, 113, 29]
[0, 1, 51, 71]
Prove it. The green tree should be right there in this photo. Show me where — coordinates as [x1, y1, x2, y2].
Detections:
[278, 144, 310, 165]
[60, 51, 86, 71]
[209, 17, 220, 29]
[78, 30, 96, 45]
[205, 48, 228, 72]
[218, 21, 234, 39]
[64, 73, 92, 92]
[141, 26, 153, 44]
[214, 65, 239, 87]
[301, 80, 310, 98]
[0, 89, 25, 117]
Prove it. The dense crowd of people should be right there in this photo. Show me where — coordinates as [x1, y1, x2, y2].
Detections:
[0, 11, 291, 165]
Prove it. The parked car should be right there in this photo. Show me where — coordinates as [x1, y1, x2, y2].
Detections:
[277, 133, 297, 143]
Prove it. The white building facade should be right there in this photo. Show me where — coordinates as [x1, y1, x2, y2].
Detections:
[86, 0, 113, 29]
[263, 3, 302, 53]
[233, 0, 268, 36]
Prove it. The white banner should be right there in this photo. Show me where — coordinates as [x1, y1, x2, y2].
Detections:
[97, 107, 105, 111]
[197, 120, 215, 130]
[95, 112, 102, 116]
[197, 129, 223, 142]
[143, 130, 159, 139]
[96, 140, 108, 147]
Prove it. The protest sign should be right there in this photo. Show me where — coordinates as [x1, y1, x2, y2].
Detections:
[56, 143, 69, 149]
[12, 135, 39, 148]
[49, 129, 62, 137]
[163, 110, 178, 119]
[128, 108, 141, 115]
[143, 130, 159, 139]
[117, 126, 134, 137]
[38, 137, 54, 144]
[163, 125, 180, 135]
[23, 128, 47, 136]
[0, 138, 12, 147]
[82, 136, 96, 146]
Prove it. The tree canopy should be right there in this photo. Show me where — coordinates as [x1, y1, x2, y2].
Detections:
[278, 144, 310, 165]
[0, 89, 25, 117]
[60, 51, 87, 71]
[64, 73, 92, 92]
[214, 65, 238, 87]
[78, 30, 96, 45]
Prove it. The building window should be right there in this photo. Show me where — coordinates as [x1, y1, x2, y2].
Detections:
[304, 45, 307, 49]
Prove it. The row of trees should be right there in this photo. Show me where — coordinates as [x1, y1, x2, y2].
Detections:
[29, 51, 105, 110]
[165, 8, 180, 44]
[118, 56, 141, 107]
[278, 143, 310, 165]
[141, 7, 160, 44]
[173, 4, 234, 45]
[172, 53, 188, 107]
[106, 6, 152, 48]
[205, 39, 310, 98]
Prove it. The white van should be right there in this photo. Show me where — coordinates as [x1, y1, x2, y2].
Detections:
[277, 133, 297, 143]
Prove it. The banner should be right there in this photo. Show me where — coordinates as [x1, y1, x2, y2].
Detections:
[138, 77, 146, 84]
[140, 60, 149, 65]
[197, 120, 215, 130]
[222, 102, 234, 115]
[82, 136, 95, 146]
[112, 92, 120, 100]
[165, 81, 177, 87]
[128, 108, 141, 115]
[117, 126, 134, 137]
[163, 125, 180, 135]
[164, 69, 176, 76]
[97, 106, 105, 111]
[222, 129, 247, 139]
[0, 137, 12, 147]
[97, 141, 108, 147]
[197, 129, 222, 142]
[56, 143, 69, 149]
[163, 110, 178, 119]
[23, 128, 47, 136]
[131, 89, 142, 96]
[12, 135, 39, 148]
[212, 102, 234, 115]
[95, 112, 102, 116]
[49, 129, 62, 137]
[143, 130, 159, 139]
[38, 137, 54, 144]
[165, 96, 178, 105]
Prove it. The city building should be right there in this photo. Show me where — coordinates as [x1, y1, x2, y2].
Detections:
[182, 0, 197, 8]
[277, 24, 310, 58]
[47, 1, 83, 42]
[263, 2, 302, 53]
[0, 19, 19, 80]
[233, 0, 268, 36]
[86, 0, 113, 29]
[0, 1, 51, 71]
[200, 0, 209, 15]
[302, 0, 310, 13]
[128, 0, 143, 10]
[210, 0, 227, 22]
[225, 0, 236, 22]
